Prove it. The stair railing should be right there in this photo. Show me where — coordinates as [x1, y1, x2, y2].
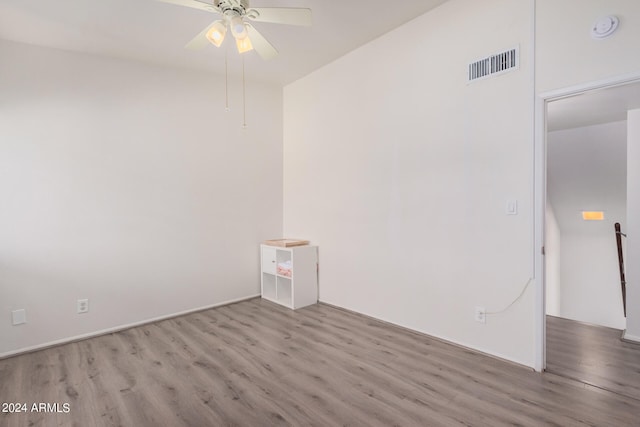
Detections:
[615, 222, 627, 317]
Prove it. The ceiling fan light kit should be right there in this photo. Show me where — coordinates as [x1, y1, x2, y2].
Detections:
[156, 0, 311, 127]
[156, 0, 312, 59]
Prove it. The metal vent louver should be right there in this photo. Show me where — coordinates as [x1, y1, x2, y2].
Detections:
[468, 46, 519, 83]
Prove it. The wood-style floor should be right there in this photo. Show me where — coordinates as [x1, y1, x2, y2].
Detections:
[2, 299, 640, 427]
[546, 314, 640, 401]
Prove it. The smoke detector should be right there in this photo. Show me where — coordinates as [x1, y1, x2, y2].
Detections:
[591, 15, 619, 39]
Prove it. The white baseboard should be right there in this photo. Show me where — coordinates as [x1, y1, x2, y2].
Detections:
[0, 294, 260, 359]
[622, 330, 640, 344]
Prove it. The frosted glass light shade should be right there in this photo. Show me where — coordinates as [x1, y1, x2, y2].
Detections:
[230, 15, 248, 40]
[206, 20, 227, 47]
[236, 35, 253, 53]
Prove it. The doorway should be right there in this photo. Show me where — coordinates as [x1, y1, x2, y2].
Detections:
[545, 94, 627, 331]
[535, 76, 640, 399]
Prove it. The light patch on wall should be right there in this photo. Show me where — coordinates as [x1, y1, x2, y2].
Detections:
[582, 211, 605, 221]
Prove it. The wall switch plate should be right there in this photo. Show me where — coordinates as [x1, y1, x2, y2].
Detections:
[506, 200, 518, 215]
[475, 306, 486, 324]
[12, 309, 26, 325]
[77, 299, 89, 314]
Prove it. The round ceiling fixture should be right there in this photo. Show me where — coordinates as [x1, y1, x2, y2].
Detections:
[591, 15, 619, 39]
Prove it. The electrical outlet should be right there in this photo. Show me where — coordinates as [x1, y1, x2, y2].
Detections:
[77, 299, 89, 314]
[475, 306, 486, 324]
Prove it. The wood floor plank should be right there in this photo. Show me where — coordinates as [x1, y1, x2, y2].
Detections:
[195, 305, 401, 426]
[2, 299, 640, 426]
[229, 302, 466, 425]
[546, 315, 640, 402]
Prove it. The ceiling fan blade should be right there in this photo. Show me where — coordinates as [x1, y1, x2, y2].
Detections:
[155, 0, 219, 14]
[247, 8, 312, 26]
[246, 24, 278, 60]
[185, 22, 220, 50]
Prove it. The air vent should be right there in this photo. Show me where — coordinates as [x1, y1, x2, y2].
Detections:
[468, 46, 519, 83]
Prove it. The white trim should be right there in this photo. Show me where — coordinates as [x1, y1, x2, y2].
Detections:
[534, 71, 640, 373]
[0, 294, 260, 360]
[622, 330, 640, 344]
[538, 71, 640, 100]
[531, 0, 545, 373]
[533, 95, 545, 373]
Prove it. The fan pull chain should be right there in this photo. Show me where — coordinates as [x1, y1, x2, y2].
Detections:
[224, 48, 230, 112]
[242, 55, 248, 129]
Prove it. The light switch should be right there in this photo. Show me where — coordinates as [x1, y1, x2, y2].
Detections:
[506, 200, 518, 215]
[12, 309, 26, 325]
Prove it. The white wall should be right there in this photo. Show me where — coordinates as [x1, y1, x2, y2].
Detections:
[0, 40, 283, 357]
[545, 202, 561, 317]
[626, 109, 640, 341]
[536, 0, 640, 93]
[560, 235, 625, 329]
[284, 0, 536, 366]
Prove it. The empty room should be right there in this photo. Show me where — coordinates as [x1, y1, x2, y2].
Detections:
[1, 0, 640, 425]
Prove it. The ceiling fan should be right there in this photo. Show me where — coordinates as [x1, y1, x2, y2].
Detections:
[156, 0, 312, 60]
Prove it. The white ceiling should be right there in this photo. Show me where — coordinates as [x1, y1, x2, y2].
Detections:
[0, 0, 448, 85]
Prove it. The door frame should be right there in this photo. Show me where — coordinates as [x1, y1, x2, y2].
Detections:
[533, 71, 640, 372]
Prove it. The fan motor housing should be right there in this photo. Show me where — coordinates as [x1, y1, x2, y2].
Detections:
[215, 0, 249, 16]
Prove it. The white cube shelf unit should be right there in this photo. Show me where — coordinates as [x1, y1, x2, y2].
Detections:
[260, 244, 318, 310]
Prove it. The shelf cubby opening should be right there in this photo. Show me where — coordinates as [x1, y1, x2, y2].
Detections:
[277, 277, 292, 307]
[262, 273, 276, 300]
